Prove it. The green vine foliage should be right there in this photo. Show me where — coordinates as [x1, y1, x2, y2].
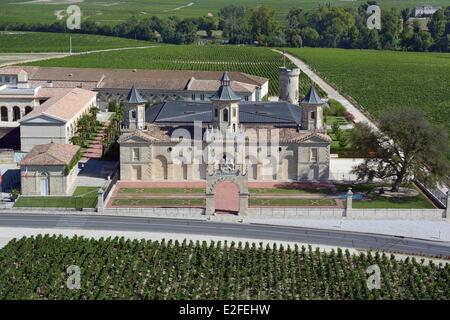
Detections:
[63, 149, 82, 176]
[0, 235, 449, 300]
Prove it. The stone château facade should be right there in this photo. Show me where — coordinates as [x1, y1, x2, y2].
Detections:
[118, 71, 331, 183]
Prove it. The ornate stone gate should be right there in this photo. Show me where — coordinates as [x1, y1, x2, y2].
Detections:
[205, 166, 249, 216]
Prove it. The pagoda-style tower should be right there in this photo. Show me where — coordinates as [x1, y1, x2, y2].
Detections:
[123, 85, 146, 130]
[300, 86, 326, 131]
[210, 72, 241, 133]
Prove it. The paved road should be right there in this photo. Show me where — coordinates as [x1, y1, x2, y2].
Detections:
[0, 213, 449, 257]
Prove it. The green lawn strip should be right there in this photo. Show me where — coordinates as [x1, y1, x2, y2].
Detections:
[250, 187, 334, 195]
[352, 195, 435, 209]
[336, 183, 435, 209]
[15, 186, 99, 208]
[112, 198, 205, 206]
[249, 198, 336, 207]
[14, 196, 97, 208]
[72, 186, 99, 197]
[118, 188, 204, 194]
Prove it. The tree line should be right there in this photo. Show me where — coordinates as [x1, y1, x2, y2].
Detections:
[0, 2, 449, 52]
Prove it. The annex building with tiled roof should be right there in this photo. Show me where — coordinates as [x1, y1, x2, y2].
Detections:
[20, 143, 81, 196]
[19, 87, 97, 152]
[119, 70, 331, 184]
[11, 66, 269, 107]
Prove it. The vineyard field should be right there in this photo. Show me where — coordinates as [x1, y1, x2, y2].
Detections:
[286, 48, 450, 136]
[1, 0, 450, 25]
[24, 45, 320, 97]
[0, 31, 151, 53]
[1, 235, 449, 300]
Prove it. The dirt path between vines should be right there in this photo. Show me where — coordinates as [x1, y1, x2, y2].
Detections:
[273, 49, 378, 130]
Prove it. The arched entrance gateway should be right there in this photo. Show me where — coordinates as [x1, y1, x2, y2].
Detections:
[205, 161, 249, 216]
[213, 181, 240, 213]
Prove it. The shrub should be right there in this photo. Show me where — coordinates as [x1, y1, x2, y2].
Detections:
[326, 99, 347, 116]
[345, 111, 355, 122]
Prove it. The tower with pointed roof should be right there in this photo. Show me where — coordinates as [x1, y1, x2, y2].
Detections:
[211, 72, 241, 132]
[300, 86, 326, 131]
[123, 85, 146, 130]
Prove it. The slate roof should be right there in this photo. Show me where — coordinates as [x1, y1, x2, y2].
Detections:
[119, 125, 330, 144]
[301, 86, 325, 105]
[211, 72, 242, 101]
[126, 85, 146, 104]
[146, 101, 302, 125]
[20, 143, 80, 166]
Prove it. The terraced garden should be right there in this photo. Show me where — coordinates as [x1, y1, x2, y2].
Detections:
[1, 235, 449, 299]
[24, 45, 321, 97]
[110, 183, 434, 209]
[0, 31, 151, 53]
[286, 48, 450, 137]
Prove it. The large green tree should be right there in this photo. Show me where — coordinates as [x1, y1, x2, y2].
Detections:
[218, 5, 251, 44]
[350, 108, 450, 192]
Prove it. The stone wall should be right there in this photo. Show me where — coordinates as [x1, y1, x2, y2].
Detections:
[103, 207, 205, 218]
[0, 149, 15, 164]
[247, 207, 446, 221]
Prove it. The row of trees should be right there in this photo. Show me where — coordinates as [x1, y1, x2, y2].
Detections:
[220, 3, 450, 51]
[0, 2, 448, 51]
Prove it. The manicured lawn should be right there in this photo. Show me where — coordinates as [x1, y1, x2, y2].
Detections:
[0, 32, 151, 53]
[352, 195, 435, 209]
[249, 198, 337, 207]
[119, 188, 204, 194]
[15, 186, 98, 208]
[112, 198, 205, 206]
[336, 183, 435, 209]
[72, 187, 99, 197]
[250, 188, 310, 194]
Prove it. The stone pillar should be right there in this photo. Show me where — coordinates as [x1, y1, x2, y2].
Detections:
[345, 187, 353, 218]
[97, 190, 104, 212]
[239, 193, 249, 216]
[7, 107, 12, 122]
[446, 191, 450, 222]
[205, 194, 214, 216]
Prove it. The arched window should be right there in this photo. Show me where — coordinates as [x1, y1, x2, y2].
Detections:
[223, 109, 229, 122]
[13, 106, 20, 121]
[0, 107, 8, 121]
[25, 106, 32, 115]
